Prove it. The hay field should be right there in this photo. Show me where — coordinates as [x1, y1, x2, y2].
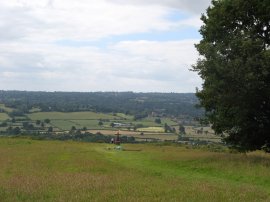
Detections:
[0, 138, 269, 201]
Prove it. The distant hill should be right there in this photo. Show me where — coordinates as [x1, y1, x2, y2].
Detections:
[0, 91, 203, 118]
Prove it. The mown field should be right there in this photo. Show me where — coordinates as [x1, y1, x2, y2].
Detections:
[0, 138, 269, 201]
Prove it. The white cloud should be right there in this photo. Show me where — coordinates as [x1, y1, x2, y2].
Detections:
[106, 0, 211, 14]
[0, 39, 201, 92]
[0, 0, 205, 42]
[0, 0, 204, 92]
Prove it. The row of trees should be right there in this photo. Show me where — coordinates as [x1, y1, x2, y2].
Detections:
[0, 91, 203, 118]
[1, 129, 137, 143]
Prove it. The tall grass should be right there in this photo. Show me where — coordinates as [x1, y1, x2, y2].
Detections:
[0, 138, 269, 201]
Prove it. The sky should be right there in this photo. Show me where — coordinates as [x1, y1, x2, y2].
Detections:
[0, 0, 211, 92]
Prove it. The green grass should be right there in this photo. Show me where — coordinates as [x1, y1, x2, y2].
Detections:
[0, 138, 269, 201]
[137, 127, 165, 133]
[0, 104, 14, 113]
[0, 113, 10, 121]
[115, 113, 134, 120]
[51, 119, 109, 130]
[50, 120, 75, 130]
[71, 119, 108, 129]
[161, 118, 178, 125]
[143, 117, 178, 126]
[27, 112, 119, 120]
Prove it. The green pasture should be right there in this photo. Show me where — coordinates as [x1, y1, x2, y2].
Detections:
[161, 118, 178, 125]
[0, 113, 10, 121]
[115, 113, 133, 120]
[137, 127, 165, 133]
[70, 120, 107, 129]
[0, 104, 14, 113]
[0, 138, 269, 201]
[50, 120, 75, 131]
[27, 112, 118, 120]
[51, 120, 109, 131]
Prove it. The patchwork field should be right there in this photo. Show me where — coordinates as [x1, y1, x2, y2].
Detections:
[25, 111, 180, 137]
[0, 108, 221, 143]
[0, 138, 269, 201]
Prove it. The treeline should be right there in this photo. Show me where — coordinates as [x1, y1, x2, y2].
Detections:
[0, 91, 203, 118]
[1, 131, 136, 144]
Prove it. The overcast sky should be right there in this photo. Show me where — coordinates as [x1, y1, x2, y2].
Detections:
[0, 0, 211, 92]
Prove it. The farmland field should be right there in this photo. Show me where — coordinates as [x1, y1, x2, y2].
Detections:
[143, 117, 178, 125]
[0, 104, 14, 113]
[71, 119, 110, 128]
[115, 113, 134, 120]
[27, 112, 119, 120]
[137, 127, 165, 133]
[50, 120, 76, 130]
[0, 113, 10, 121]
[51, 119, 109, 131]
[1, 109, 222, 143]
[26, 111, 179, 134]
[0, 138, 269, 202]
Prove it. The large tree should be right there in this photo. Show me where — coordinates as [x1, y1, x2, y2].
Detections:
[192, 0, 270, 151]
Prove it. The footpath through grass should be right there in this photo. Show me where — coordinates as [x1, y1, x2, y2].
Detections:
[0, 138, 269, 201]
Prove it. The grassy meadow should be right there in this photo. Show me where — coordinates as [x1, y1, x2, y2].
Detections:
[0, 104, 14, 113]
[0, 113, 10, 121]
[0, 138, 269, 201]
[27, 112, 118, 120]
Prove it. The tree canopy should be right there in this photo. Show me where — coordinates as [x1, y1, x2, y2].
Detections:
[192, 0, 270, 151]
[0, 91, 203, 118]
